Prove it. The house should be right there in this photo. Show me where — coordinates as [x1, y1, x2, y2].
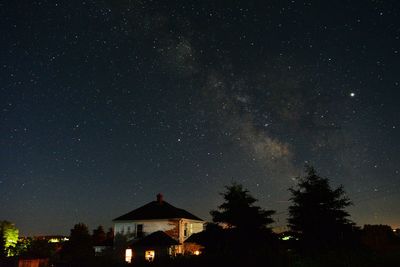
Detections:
[113, 194, 205, 262]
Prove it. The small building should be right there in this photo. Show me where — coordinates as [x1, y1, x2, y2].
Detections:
[93, 239, 113, 256]
[128, 231, 180, 262]
[113, 194, 205, 262]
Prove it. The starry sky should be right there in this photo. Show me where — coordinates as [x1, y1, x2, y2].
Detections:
[1, 0, 400, 236]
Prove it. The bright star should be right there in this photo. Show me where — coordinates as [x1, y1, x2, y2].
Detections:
[350, 92, 355, 97]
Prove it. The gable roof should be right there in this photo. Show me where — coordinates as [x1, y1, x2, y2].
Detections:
[183, 231, 203, 244]
[133, 231, 179, 247]
[113, 195, 203, 221]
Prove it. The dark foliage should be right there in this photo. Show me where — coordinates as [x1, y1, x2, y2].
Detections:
[60, 223, 94, 265]
[0, 235, 5, 259]
[201, 183, 284, 264]
[288, 166, 355, 251]
[211, 182, 275, 230]
[92, 225, 106, 246]
[20, 239, 57, 259]
[105, 227, 114, 246]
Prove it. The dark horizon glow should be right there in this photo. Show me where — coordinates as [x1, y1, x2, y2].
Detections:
[1, 1, 399, 236]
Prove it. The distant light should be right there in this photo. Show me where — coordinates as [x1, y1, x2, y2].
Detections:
[194, 250, 200, 255]
[350, 92, 355, 97]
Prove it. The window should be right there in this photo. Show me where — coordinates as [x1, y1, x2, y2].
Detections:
[145, 250, 155, 262]
[136, 224, 143, 238]
[127, 226, 131, 233]
[125, 249, 133, 263]
[184, 223, 188, 237]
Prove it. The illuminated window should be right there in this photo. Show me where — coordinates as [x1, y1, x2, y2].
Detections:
[125, 249, 133, 263]
[137, 224, 143, 238]
[168, 246, 175, 256]
[145, 250, 155, 262]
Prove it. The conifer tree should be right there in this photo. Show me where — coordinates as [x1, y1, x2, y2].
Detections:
[211, 183, 275, 230]
[288, 166, 353, 249]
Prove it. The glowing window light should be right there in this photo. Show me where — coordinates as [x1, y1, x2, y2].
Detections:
[145, 250, 155, 262]
[125, 249, 133, 263]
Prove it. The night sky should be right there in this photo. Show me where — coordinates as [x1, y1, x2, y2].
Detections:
[1, 1, 400, 236]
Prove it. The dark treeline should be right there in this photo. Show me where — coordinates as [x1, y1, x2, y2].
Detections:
[1, 166, 400, 267]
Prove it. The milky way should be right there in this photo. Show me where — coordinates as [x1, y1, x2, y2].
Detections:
[1, 1, 399, 235]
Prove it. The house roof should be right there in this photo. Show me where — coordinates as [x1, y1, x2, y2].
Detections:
[133, 231, 179, 247]
[113, 194, 203, 221]
[183, 232, 203, 244]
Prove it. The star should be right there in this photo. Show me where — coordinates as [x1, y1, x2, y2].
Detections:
[1, 0, 399, 237]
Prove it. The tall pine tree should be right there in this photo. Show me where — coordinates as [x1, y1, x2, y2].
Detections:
[288, 166, 354, 250]
[207, 183, 277, 259]
[211, 182, 275, 230]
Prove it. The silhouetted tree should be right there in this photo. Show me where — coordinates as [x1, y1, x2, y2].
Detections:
[211, 182, 275, 230]
[14, 238, 30, 256]
[61, 223, 94, 265]
[92, 225, 106, 246]
[103, 227, 114, 248]
[288, 166, 354, 251]
[0, 232, 4, 259]
[21, 238, 56, 258]
[206, 183, 279, 265]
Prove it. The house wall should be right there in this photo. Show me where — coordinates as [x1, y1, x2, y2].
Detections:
[114, 219, 204, 243]
[114, 220, 178, 240]
[164, 220, 180, 240]
[114, 222, 136, 236]
[179, 219, 204, 243]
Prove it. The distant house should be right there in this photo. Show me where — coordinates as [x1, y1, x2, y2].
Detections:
[113, 194, 205, 262]
[93, 238, 113, 256]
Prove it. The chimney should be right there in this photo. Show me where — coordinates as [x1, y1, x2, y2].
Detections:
[156, 193, 163, 204]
